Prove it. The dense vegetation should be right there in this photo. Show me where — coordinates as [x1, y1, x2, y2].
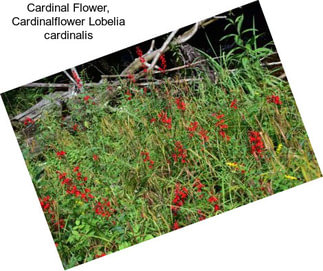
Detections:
[2, 15, 321, 269]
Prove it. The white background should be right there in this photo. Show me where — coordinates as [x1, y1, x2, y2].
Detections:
[0, 0, 322, 270]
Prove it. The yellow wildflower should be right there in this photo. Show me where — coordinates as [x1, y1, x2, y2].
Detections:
[226, 162, 239, 169]
[285, 175, 297, 180]
[276, 143, 283, 155]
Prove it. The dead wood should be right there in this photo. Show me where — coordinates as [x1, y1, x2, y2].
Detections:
[12, 16, 232, 124]
[11, 90, 75, 122]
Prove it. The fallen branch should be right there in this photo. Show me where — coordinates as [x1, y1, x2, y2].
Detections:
[11, 90, 75, 122]
[22, 82, 102, 89]
[148, 29, 179, 71]
[101, 57, 222, 81]
[119, 19, 211, 77]
[136, 77, 200, 87]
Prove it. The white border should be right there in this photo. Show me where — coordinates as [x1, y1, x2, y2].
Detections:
[1, 1, 322, 270]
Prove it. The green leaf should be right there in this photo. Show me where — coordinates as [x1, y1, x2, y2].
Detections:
[119, 242, 130, 250]
[237, 14, 244, 35]
[143, 234, 154, 241]
[84, 121, 90, 128]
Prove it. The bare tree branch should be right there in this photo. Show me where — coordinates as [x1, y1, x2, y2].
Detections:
[148, 29, 178, 71]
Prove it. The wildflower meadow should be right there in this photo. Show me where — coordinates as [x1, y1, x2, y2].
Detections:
[2, 10, 321, 269]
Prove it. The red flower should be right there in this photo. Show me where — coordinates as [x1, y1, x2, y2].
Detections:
[214, 114, 230, 141]
[94, 198, 115, 219]
[158, 54, 167, 72]
[150, 118, 156, 123]
[57, 172, 67, 180]
[248, 131, 265, 158]
[136, 46, 143, 57]
[158, 111, 172, 129]
[61, 178, 71, 185]
[56, 151, 66, 158]
[214, 114, 224, 119]
[230, 99, 238, 110]
[72, 70, 83, 90]
[175, 98, 186, 112]
[193, 178, 204, 193]
[24, 117, 34, 126]
[127, 74, 136, 83]
[93, 154, 99, 161]
[136, 46, 148, 72]
[198, 128, 209, 143]
[208, 196, 218, 203]
[95, 253, 106, 259]
[214, 204, 220, 212]
[84, 95, 91, 102]
[187, 121, 199, 137]
[267, 95, 282, 105]
[125, 89, 132, 100]
[171, 141, 187, 164]
[73, 124, 78, 131]
[148, 160, 154, 168]
[215, 119, 225, 127]
[141, 151, 154, 169]
[187, 121, 209, 144]
[54, 218, 65, 229]
[73, 166, 80, 172]
[171, 183, 188, 216]
[197, 209, 206, 221]
[173, 220, 180, 230]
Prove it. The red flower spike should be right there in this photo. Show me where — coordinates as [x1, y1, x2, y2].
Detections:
[208, 196, 218, 203]
[158, 54, 167, 72]
[214, 204, 220, 212]
[267, 95, 282, 105]
[187, 121, 199, 133]
[125, 89, 132, 100]
[58, 172, 67, 180]
[198, 128, 209, 143]
[248, 131, 265, 158]
[214, 114, 230, 141]
[136, 46, 143, 57]
[56, 151, 66, 159]
[84, 95, 91, 102]
[230, 99, 238, 110]
[72, 71, 83, 90]
[157, 111, 172, 129]
[215, 114, 224, 119]
[141, 151, 154, 169]
[171, 183, 188, 216]
[193, 178, 204, 193]
[173, 221, 180, 230]
[76, 172, 82, 180]
[175, 98, 186, 112]
[171, 141, 188, 164]
[94, 199, 115, 219]
[127, 74, 136, 83]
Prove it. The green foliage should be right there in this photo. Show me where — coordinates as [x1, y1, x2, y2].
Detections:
[5, 18, 321, 269]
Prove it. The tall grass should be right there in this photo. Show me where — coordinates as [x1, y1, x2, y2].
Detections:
[4, 16, 321, 269]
